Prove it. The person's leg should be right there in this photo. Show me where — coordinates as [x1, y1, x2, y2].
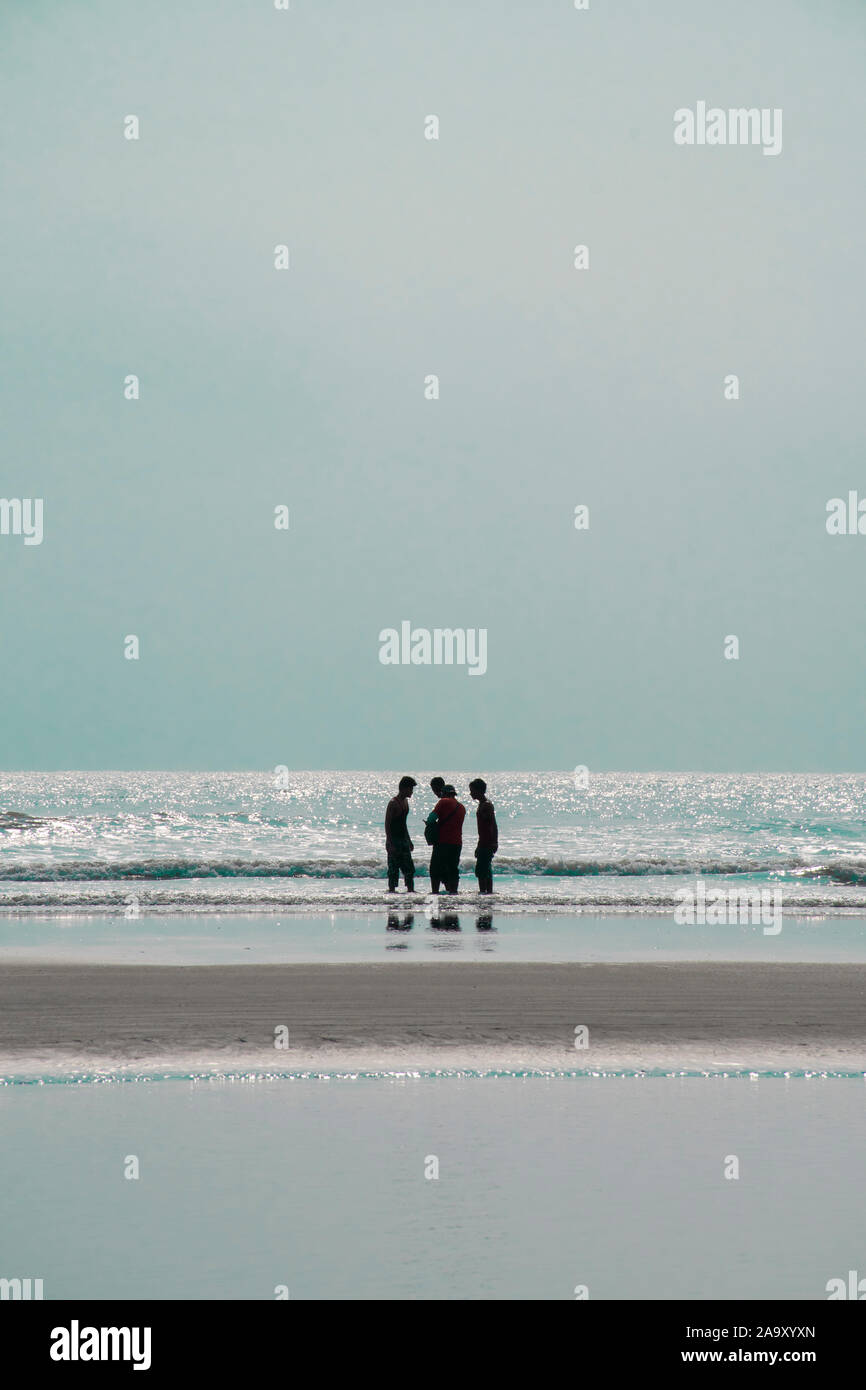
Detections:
[403, 849, 415, 892]
[444, 845, 460, 893]
[478, 849, 493, 893]
[439, 846, 451, 892]
[387, 852, 399, 891]
[429, 846, 441, 893]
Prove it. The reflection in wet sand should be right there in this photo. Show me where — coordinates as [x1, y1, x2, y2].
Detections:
[430, 912, 461, 932]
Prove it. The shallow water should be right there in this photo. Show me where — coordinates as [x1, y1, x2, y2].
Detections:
[2, 910, 866, 965]
[0, 1075, 862, 1300]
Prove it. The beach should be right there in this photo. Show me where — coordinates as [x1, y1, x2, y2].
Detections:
[4, 0, 866, 1320]
[2, 772, 866, 1299]
[4, 934, 866, 1301]
[3, 958, 866, 1077]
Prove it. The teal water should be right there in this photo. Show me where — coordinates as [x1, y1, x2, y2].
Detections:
[1, 1076, 863, 1300]
[3, 911, 866, 964]
[2, 771, 866, 914]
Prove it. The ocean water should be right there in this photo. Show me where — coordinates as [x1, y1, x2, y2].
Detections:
[1, 1075, 863, 1300]
[1, 770, 866, 915]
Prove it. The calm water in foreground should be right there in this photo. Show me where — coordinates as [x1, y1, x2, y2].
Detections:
[1, 1076, 864, 1300]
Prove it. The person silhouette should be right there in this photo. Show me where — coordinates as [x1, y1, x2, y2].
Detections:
[431, 784, 466, 893]
[469, 778, 498, 894]
[385, 776, 417, 892]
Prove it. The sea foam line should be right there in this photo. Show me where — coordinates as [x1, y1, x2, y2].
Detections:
[2, 1067, 866, 1086]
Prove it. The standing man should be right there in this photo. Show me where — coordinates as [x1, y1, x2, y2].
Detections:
[469, 778, 498, 894]
[432, 784, 466, 894]
[425, 776, 447, 893]
[386, 776, 417, 893]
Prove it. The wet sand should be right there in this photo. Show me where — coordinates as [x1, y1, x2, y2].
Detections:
[1, 961, 865, 1073]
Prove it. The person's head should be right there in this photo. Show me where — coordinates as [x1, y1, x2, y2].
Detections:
[398, 776, 417, 798]
[469, 778, 487, 802]
[430, 776, 446, 798]
[443, 784, 456, 798]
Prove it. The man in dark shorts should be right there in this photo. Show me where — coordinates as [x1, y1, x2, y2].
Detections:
[385, 776, 417, 892]
[431, 784, 466, 893]
[469, 778, 498, 893]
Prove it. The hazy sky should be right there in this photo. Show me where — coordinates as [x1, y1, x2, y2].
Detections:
[2, 0, 864, 771]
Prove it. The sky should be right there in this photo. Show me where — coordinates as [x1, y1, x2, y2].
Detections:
[1, 0, 864, 771]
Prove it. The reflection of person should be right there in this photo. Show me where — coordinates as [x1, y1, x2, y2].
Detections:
[387, 912, 414, 931]
[432, 784, 466, 893]
[469, 778, 498, 894]
[431, 912, 460, 931]
[385, 776, 417, 892]
[476, 913, 494, 931]
[426, 776, 447, 893]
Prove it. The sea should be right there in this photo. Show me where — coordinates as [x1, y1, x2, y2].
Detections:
[1, 771, 864, 1300]
[1, 769, 865, 915]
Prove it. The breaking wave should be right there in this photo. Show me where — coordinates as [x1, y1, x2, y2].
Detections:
[0, 855, 865, 882]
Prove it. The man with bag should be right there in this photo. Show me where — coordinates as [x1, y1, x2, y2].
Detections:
[430, 783, 466, 894]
